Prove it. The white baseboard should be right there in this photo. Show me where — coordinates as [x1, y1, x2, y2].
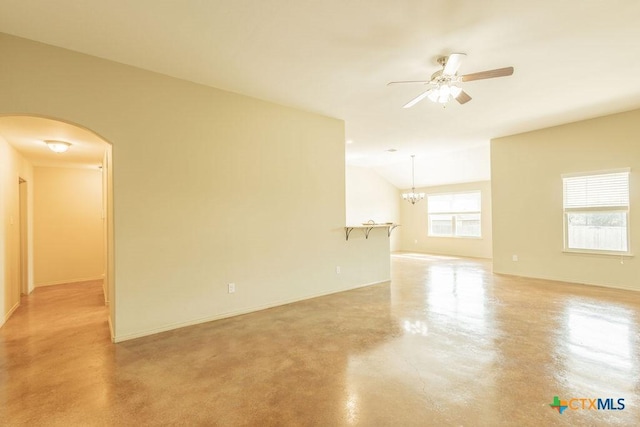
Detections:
[113, 279, 388, 343]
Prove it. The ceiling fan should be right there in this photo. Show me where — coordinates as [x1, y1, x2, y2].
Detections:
[388, 53, 514, 107]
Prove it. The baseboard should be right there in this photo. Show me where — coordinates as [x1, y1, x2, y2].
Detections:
[392, 251, 492, 261]
[35, 275, 104, 287]
[493, 271, 639, 292]
[3, 300, 20, 325]
[108, 315, 115, 343]
[113, 279, 387, 343]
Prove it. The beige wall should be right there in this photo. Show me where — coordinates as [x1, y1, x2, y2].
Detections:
[0, 33, 390, 340]
[0, 136, 34, 326]
[346, 166, 401, 251]
[400, 181, 493, 259]
[33, 167, 104, 286]
[492, 109, 640, 290]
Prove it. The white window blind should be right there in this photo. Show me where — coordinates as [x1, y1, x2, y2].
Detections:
[428, 192, 481, 213]
[562, 170, 630, 254]
[563, 171, 629, 209]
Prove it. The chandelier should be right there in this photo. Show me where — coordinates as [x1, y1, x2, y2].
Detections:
[402, 155, 425, 204]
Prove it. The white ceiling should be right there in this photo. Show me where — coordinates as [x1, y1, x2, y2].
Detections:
[1, 1, 639, 187]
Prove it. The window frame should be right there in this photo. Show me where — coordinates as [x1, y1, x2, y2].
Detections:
[427, 190, 482, 239]
[562, 169, 632, 256]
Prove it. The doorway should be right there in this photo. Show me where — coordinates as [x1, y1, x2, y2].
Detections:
[0, 114, 115, 340]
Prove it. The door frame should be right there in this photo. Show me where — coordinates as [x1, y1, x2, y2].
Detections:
[18, 177, 29, 295]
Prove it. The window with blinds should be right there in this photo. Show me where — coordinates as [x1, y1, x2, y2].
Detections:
[427, 191, 481, 238]
[562, 169, 630, 253]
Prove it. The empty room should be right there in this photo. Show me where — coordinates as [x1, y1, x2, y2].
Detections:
[1, 1, 639, 426]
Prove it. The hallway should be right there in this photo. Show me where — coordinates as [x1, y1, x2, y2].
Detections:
[1, 256, 640, 426]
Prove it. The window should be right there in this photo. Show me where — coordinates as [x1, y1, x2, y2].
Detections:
[427, 191, 481, 238]
[562, 169, 630, 254]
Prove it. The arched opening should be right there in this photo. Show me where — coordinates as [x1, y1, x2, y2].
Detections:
[0, 114, 115, 340]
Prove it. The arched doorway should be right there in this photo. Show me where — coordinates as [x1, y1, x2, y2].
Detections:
[0, 114, 115, 339]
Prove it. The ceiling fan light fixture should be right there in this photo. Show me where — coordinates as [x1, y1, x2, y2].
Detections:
[427, 84, 462, 104]
[389, 52, 513, 107]
[45, 140, 71, 153]
[427, 88, 439, 103]
[437, 89, 449, 104]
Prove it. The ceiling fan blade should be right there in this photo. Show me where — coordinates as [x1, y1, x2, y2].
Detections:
[387, 80, 430, 86]
[443, 53, 466, 76]
[455, 90, 472, 104]
[460, 66, 514, 82]
[402, 90, 432, 108]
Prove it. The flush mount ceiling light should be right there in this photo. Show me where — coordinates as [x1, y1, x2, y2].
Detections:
[45, 140, 71, 153]
[402, 155, 425, 205]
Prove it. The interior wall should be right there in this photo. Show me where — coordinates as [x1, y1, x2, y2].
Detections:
[492, 108, 640, 290]
[0, 33, 391, 341]
[105, 145, 115, 335]
[33, 166, 104, 287]
[346, 166, 401, 251]
[0, 135, 34, 326]
[399, 181, 493, 259]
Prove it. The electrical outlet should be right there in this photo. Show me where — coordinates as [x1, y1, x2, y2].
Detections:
[336, 266, 341, 274]
[228, 283, 236, 293]
[512, 255, 518, 262]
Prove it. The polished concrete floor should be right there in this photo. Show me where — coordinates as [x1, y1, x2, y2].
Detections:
[2, 254, 640, 426]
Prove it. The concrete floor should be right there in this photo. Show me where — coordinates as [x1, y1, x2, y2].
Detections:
[1, 254, 639, 426]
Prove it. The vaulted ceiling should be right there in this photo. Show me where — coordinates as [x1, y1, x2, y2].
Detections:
[1, 1, 639, 187]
